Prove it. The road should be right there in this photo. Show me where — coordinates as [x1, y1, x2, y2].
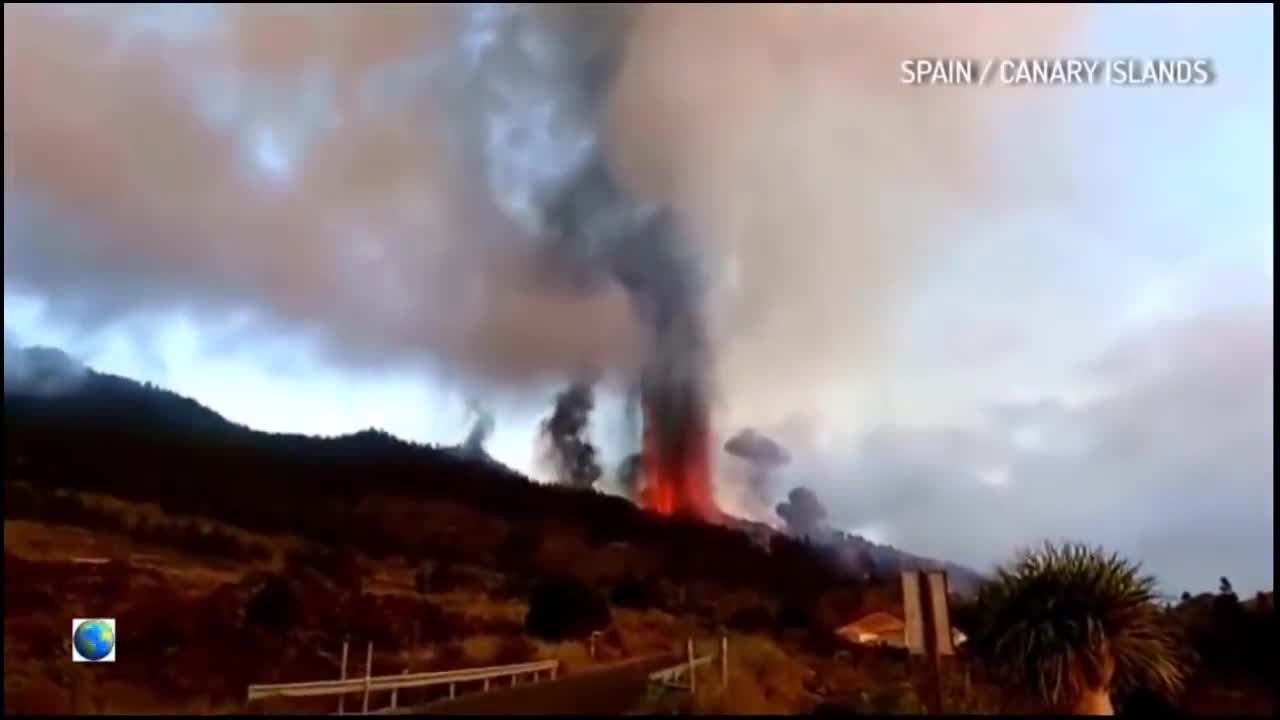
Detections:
[397, 654, 680, 715]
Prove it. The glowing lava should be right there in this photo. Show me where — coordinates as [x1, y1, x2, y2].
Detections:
[638, 397, 719, 521]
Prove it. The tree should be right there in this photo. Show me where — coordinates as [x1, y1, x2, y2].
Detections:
[525, 576, 611, 641]
[244, 575, 302, 634]
[969, 542, 1188, 715]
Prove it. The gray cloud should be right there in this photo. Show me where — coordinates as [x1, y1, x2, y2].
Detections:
[796, 302, 1274, 596]
[2, 3, 1084, 392]
[3, 4, 650, 390]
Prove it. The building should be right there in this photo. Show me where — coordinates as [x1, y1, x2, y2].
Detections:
[836, 611, 908, 648]
[836, 611, 967, 649]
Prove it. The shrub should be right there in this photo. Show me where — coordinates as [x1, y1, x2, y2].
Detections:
[244, 575, 302, 634]
[609, 576, 662, 610]
[425, 641, 467, 671]
[343, 593, 401, 650]
[492, 635, 539, 665]
[411, 560, 429, 595]
[525, 575, 612, 641]
[776, 599, 815, 631]
[728, 604, 775, 634]
[287, 546, 363, 590]
[970, 541, 1189, 714]
[6, 677, 71, 715]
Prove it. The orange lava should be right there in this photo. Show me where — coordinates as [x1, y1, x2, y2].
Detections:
[638, 399, 719, 522]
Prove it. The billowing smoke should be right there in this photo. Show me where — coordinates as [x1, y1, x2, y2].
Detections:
[724, 428, 790, 515]
[462, 399, 495, 456]
[3, 338, 87, 396]
[776, 486, 830, 542]
[4, 5, 1091, 522]
[448, 4, 715, 515]
[540, 382, 601, 489]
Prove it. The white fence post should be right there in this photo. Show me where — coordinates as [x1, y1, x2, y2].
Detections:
[390, 668, 408, 710]
[337, 639, 349, 715]
[361, 642, 373, 714]
[687, 638, 696, 694]
[721, 634, 729, 690]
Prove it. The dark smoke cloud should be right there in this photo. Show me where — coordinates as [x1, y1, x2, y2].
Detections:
[724, 428, 790, 515]
[724, 428, 790, 467]
[776, 486, 830, 541]
[451, 4, 713, 479]
[541, 382, 602, 490]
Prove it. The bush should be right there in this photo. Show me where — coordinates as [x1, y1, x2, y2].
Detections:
[343, 593, 401, 650]
[492, 635, 539, 665]
[287, 547, 363, 590]
[244, 575, 302, 634]
[5, 677, 70, 715]
[525, 575, 612, 641]
[728, 604, 775, 634]
[425, 641, 467, 671]
[609, 576, 663, 610]
[777, 599, 815, 631]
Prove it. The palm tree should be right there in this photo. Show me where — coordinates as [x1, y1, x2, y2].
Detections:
[969, 541, 1189, 715]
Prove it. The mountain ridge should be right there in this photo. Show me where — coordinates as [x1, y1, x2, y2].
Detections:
[2, 344, 984, 594]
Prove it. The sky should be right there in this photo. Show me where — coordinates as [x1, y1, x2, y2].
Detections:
[3, 4, 1274, 595]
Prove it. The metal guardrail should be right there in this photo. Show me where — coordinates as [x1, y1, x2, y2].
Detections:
[647, 635, 728, 698]
[648, 655, 713, 689]
[247, 659, 559, 711]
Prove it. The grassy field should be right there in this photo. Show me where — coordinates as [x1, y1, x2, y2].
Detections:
[2, 498, 840, 715]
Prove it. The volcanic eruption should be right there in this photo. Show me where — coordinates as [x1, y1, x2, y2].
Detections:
[448, 5, 719, 521]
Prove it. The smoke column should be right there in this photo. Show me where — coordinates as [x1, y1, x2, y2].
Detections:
[462, 399, 495, 456]
[540, 382, 602, 489]
[446, 4, 717, 519]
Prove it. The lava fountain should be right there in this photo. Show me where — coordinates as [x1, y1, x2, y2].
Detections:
[636, 374, 719, 521]
[639, 403, 715, 519]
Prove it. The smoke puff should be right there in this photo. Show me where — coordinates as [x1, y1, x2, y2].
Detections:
[776, 486, 830, 541]
[462, 400, 495, 455]
[724, 428, 790, 468]
[541, 382, 602, 489]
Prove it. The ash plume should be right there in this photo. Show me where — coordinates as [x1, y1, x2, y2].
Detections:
[541, 382, 602, 489]
[777, 486, 831, 542]
[449, 4, 714, 510]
